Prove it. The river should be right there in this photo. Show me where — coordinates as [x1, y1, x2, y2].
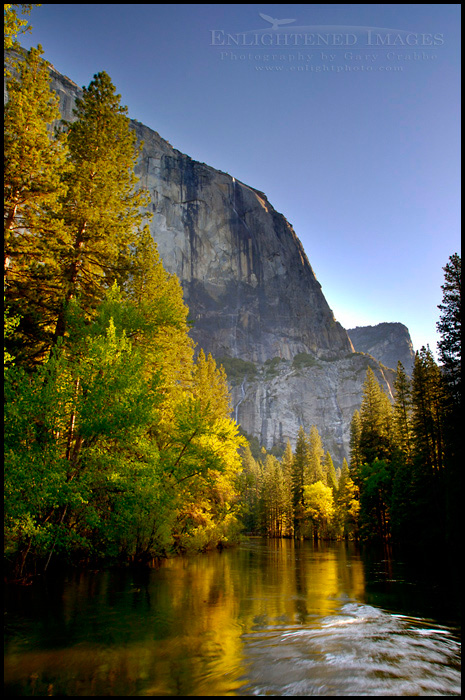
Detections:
[4, 539, 461, 696]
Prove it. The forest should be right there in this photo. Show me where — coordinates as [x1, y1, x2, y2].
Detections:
[4, 6, 461, 579]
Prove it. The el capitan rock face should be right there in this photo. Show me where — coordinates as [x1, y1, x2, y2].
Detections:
[38, 61, 406, 461]
[132, 120, 353, 364]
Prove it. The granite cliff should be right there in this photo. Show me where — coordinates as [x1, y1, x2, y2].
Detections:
[348, 323, 415, 375]
[132, 120, 354, 364]
[30, 60, 408, 461]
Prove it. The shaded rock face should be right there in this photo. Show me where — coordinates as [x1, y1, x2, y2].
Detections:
[229, 354, 395, 462]
[41, 63, 405, 461]
[132, 121, 353, 363]
[348, 323, 415, 375]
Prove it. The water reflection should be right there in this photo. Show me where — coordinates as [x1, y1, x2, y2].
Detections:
[4, 540, 460, 696]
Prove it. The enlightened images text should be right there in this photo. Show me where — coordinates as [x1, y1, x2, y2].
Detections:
[210, 30, 444, 48]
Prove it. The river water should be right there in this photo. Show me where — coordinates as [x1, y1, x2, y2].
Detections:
[4, 539, 461, 696]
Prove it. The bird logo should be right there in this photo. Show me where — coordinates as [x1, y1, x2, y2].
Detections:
[259, 13, 296, 30]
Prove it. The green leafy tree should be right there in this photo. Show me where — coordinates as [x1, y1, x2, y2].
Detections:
[4, 299, 20, 368]
[4, 290, 159, 573]
[5, 271, 245, 574]
[303, 481, 335, 540]
[165, 350, 245, 552]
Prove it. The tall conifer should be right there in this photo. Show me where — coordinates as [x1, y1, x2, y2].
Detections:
[437, 253, 461, 407]
[307, 424, 325, 484]
[411, 347, 445, 475]
[359, 368, 393, 464]
[4, 45, 69, 362]
[324, 451, 338, 491]
[54, 71, 150, 337]
[393, 361, 413, 460]
[292, 426, 309, 536]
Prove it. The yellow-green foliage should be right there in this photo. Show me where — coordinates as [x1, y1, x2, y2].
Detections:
[4, 58, 244, 575]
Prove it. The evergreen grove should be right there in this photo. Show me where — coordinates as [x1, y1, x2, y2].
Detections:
[4, 10, 461, 577]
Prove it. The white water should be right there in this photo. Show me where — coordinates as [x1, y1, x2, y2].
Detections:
[240, 601, 461, 696]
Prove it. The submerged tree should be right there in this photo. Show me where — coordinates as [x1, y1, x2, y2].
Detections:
[291, 426, 309, 536]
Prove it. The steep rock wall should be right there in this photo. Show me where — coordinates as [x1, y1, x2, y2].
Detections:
[348, 323, 415, 375]
[132, 120, 353, 363]
[228, 354, 395, 461]
[25, 59, 404, 461]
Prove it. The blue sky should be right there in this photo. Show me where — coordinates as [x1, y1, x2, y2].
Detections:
[19, 4, 461, 359]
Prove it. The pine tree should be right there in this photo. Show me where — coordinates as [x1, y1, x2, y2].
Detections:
[353, 369, 395, 541]
[411, 347, 445, 476]
[54, 71, 150, 338]
[261, 455, 287, 537]
[292, 426, 309, 537]
[436, 254, 461, 550]
[437, 253, 461, 407]
[307, 424, 324, 484]
[324, 451, 338, 492]
[4, 44, 68, 263]
[124, 228, 194, 400]
[239, 443, 262, 532]
[192, 350, 231, 421]
[280, 440, 295, 536]
[349, 409, 363, 480]
[335, 459, 360, 539]
[4, 45, 70, 363]
[359, 368, 394, 465]
[392, 361, 413, 460]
